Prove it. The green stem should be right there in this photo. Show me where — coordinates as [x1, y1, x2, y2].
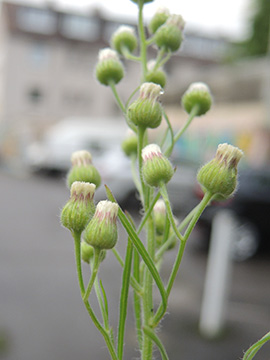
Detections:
[143, 326, 169, 360]
[137, 126, 147, 203]
[83, 248, 101, 302]
[131, 153, 142, 197]
[137, 190, 161, 234]
[152, 192, 213, 327]
[243, 331, 270, 360]
[159, 183, 184, 242]
[133, 248, 142, 349]
[183, 192, 213, 241]
[164, 104, 200, 157]
[112, 248, 142, 295]
[141, 211, 155, 360]
[121, 46, 141, 62]
[109, 80, 126, 114]
[73, 231, 85, 298]
[117, 239, 133, 360]
[73, 232, 118, 360]
[138, 0, 148, 80]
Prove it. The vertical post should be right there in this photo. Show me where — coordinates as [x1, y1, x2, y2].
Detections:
[199, 210, 235, 338]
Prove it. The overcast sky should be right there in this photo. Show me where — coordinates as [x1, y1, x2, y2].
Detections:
[20, 0, 253, 40]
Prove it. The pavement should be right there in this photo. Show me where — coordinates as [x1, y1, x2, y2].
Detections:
[0, 169, 269, 360]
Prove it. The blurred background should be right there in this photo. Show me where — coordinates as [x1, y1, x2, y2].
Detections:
[0, 0, 269, 359]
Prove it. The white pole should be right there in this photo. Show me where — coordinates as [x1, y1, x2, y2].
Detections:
[199, 209, 235, 338]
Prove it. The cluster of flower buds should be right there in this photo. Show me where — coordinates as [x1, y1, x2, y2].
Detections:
[95, 48, 124, 86]
[142, 144, 174, 187]
[61, 181, 96, 233]
[67, 150, 101, 189]
[148, 7, 170, 34]
[154, 14, 185, 52]
[145, 60, 167, 88]
[121, 129, 138, 158]
[182, 82, 213, 116]
[111, 26, 137, 55]
[197, 143, 244, 200]
[128, 82, 163, 129]
[84, 200, 119, 250]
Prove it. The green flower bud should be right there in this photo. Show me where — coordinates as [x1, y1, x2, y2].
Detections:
[81, 241, 94, 264]
[61, 181, 96, 233]
[81, 241, 106, 264]
[111, 26, 137, 55]
[121, 130, 138, 157]
[154, 14, 185, 52]
[95, 48, 124, 86]
[145, 60, 167, 88]
[182, 82, 213, 116]
[84, 200, 119, 250]
[128, 82, 163, 129]
[142, 144, 174, 187]
[197, 143, 244, 200]
[153, 199, 166, 235]
[67, 150, 101, 188]
[148, 7, 170, 34]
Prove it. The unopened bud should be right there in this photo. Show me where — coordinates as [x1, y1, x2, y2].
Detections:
[121, 130, 138, 157]
[154, 199, 167, 235]
[154, 14, 185, 52]
[146, 60, 167, 88]
[197, 143, 244, 200]
[148, 7, 170, 34]
[95, 48, 124, 86]
[111, 26, 137, 55]
[81, 241, 94, 264]
[67, 150, 101, 188]
[142, 144, 174, 187]
[182, 82, 213, 116]
[128, 82, 163, 129]
[84, 201, 119, 250]
[61, 181, 96, 233]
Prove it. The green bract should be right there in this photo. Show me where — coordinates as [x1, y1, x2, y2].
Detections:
[67, 150, 101, 188]
[95, 48, 124, 86]
[197, 143, 244, 200]
[149, 7, 170, 34]
[61, 182, 96, 233]
[142, 144, 174, 187]
[111, 26, 138, 55]
[128, 82, 163, 129]
[182, 82, 212, 116]
[84, 201, 119, 250]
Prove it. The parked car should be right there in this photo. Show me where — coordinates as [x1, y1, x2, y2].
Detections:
[195, 167, 270, 260]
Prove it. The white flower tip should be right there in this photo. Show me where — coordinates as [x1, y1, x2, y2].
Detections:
[114, 25, 136, 36]
[71, 150, 92, 166]
[188, 82, 210, 93]
[71, 181, 96, 198]
[96, 200, 119, 219]
[142, 144, 162, 161]
[98, 48, 119, 61]
[154, 199, 166, 213]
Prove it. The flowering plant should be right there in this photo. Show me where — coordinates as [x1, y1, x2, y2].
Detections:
[60, 1, 269, 359]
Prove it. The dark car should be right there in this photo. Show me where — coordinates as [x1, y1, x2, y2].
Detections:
[195, 167, 270, 261]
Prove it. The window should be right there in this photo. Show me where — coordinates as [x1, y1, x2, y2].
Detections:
[16, 7, 57, 35]
[30, 42, 49, 66]
[28, 88, 43, 104]
[60, 15, 99, 41]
